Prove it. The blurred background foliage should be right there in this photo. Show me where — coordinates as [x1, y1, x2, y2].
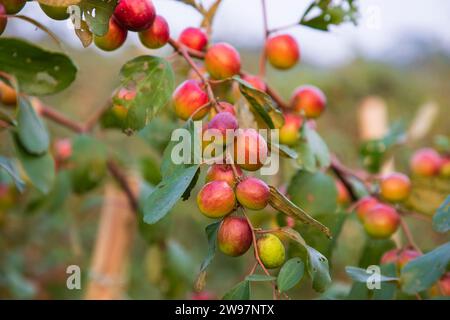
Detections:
[0, 38, 449, 299]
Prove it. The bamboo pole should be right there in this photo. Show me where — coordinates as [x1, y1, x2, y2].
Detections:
[85, 178, 138, 300]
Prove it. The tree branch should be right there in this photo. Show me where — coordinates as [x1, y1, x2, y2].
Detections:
[106, 159, 139, 213]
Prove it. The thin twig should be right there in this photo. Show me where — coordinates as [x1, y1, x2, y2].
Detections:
[106, 159, 139, 213]
[258, 0, 270, 78]
[399, 217, 422, 254]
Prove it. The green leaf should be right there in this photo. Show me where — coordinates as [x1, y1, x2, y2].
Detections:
[13, 135, 54, 194]
[234, 76, 284, 129]
[372, 263, 398, 300]
[400, 241, 450, 294]
[288, 170, 337, 216]
[358, 239, 396, 269]
[0, 38, 77, 96]
[269, 141, 298, 159]
[82, 0, 118, 36]
[306, 245, 332, 293]
[143, 165, 200, 224]
[296, 125, 330, 172]
[118, 56, 174, 132]
[16, 97, 49, 155]
[345, 266, 398, 283]
[245, 274, 277, 282]
[299, 0, 359, 31]
[138, 118, 178, 153]
[199, 221, 221, 272]
[277, 257, 305, 292]
[222, 280, 250, 300]
[0, 156, 25, 192]
[181, 167, 200, 201]
[433, 196, 450, 233]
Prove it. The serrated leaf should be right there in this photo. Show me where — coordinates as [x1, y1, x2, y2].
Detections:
[277, 258, 305, 292]
[222, 280, 250, 300]
[13, 134, 54, 194]
[245, 274, 277, 282]
[118, 56, 174, 132]
[0, 156, 25, 192]
[234, 76, 284, 129]
[268, 186, 332, 238]
[345, 266, 398, 283]
[0, 38, 77, 96]
[143, 165, 199, 224]
[16, 97, 49, 155]
[432, 196, 450, 233]
[400, 241, 450, 294]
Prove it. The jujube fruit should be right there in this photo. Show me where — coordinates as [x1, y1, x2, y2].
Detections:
[410, 148, 442, 177]
[197, 181, 236, 218]
[113, 0, 156, 32]
[380, 172, 411, 202]
[363, 204, 400, 239]
[242, 74, 266, 91]
[257, 234, 285, 269]
[217, 216, 252, 257]
[205, 164, 242, 187]
[335, 179, 350, 206]
[205, 43, 241, 80]
[207, 112, 239, 144]
[355, 196, 379, 222]
[39, 3, 69, 20]
[139, 15, 170, 49]
[233, 128, 268, 171]
[94, 18, 128, 51]
[290, 85, 326, 119]
[0, 81, 17, 105]
[172, 80, 209, 120]
[0, 3, 7, 35]
[1, 0, 25, 14]
[236, 177, 270, 210]
[178, 27, 208, 51]
[279, 113, 303, 146]
[265, 34, 300, 70]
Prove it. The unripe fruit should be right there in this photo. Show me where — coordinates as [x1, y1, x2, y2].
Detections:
[291, 85, 326, 119]
[279, 113, 303, 146]
[112, 88, 136, 119]
[39, 3, 69, 20]
[257, 234, 285, 269]
[207, 112, 239, 144]
[138, 15, 170, 49]
[1, 0, 25, 14]
[242, 74, 266, 91]
[217, 216, 252, 256]
[410, 148, 442, 177]
[266, 34, 300, 70]
[179, 27, 208, 51]
[94, 18, 127, 51]
[380, 172, 411, 202]
[205, 164, 242, 187]
[172, 80, 209, 120]
[236, 177, 270, 210]
[440, 157, 450, 178]
[0, 81, 17, 105]
[113, 0, 156, 32]
[205, 43, 241, 80]
[335, 179, 350, 206]
[233, 129, 268, 171]
[363, 204, 400, 239]
[356, 196, 378, 222]
[0, 3, 7, 35]
[381, 248, 421, 269]
[197, 181, 236, 218]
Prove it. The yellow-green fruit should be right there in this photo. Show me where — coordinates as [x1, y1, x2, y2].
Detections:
[257, 234, 285, 269]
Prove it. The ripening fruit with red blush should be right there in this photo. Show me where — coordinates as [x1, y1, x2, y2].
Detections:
[112, 88, 136, 119]
[205, 164, 243, 187]
[439, 273, 450, 296]
[381, 248, 421, 270]
[290, 85, 326, 119]
[410, 148, 442, 177]
[179, 27, 208, 51]
[335, 179, 350, 206]
[54, 138, 72, 162]
[197, 181, 236, 218]
[233, 129, 268, 171]
[39, 3, 69, 20]
[363, 204, 400, 239]
[113, 0, 156, 32]
[0, 3, 6, 36]
[94, 18, 128, 51]
[440, 157, 450, 178]
[205, 43, 241, 80]
[380, 172, 411, 202]
[1, 0, 25, 14]
[217, 101, 236, 115]
[236, 177, 270, 210]
[139, 15, 170, 49]
[355, 196, 379, 222]
[172, 80, 209, 120]
[242, 74, 267, 91]
[279, 113, 303, 146]
[190, 291, 216, 300]
[207, 112, 239, 144]
[218, 216, 252, 257]
[266, 34, 300, 70]
[380, 248, 400, 265]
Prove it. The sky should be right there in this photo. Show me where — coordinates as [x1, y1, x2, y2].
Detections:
[4, 0, 450, 66]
